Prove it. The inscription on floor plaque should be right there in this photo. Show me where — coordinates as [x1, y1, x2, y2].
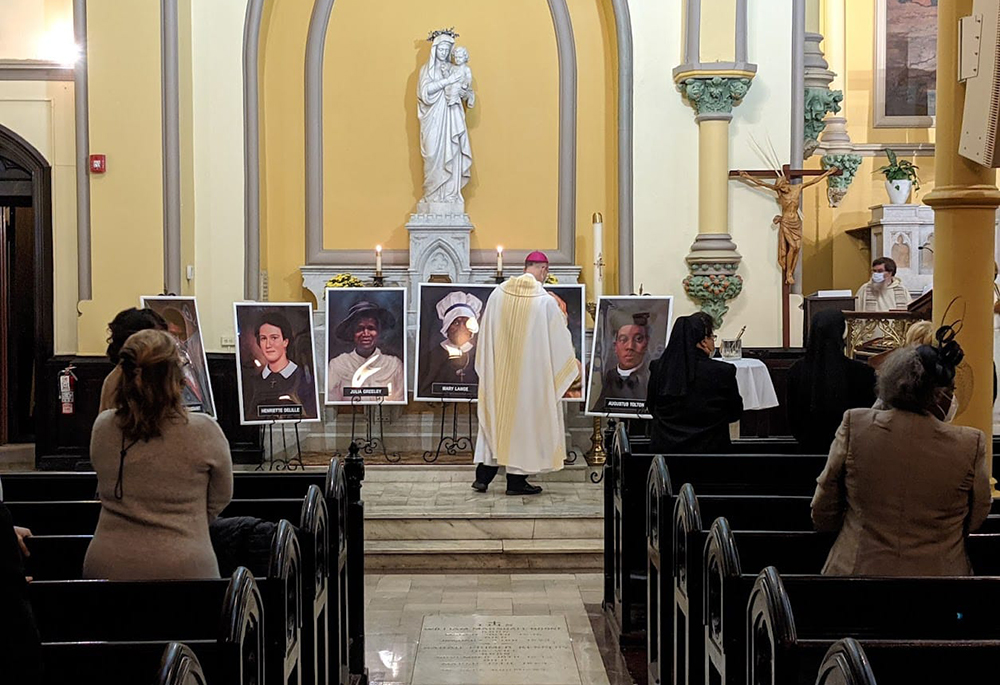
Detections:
[411, 615, 583, 685]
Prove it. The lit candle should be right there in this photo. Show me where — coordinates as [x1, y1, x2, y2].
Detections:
[592, 212, 604, 301]
[375, 245, 383, 276]
[496, 246, 504, 275]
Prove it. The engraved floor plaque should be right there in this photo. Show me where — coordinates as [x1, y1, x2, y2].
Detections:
[411, 615, 583, 685]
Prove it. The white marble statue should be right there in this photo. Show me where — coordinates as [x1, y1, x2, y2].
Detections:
[417, 29, 474, 214]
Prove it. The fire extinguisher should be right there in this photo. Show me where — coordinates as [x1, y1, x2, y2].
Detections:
[59, 365, 77, 415]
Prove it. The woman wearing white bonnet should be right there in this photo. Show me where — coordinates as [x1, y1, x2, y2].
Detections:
[419, 291, 484, 398]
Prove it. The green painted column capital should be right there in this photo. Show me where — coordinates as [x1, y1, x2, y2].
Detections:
[804, 87, 843, 157]
[679, 76, 753, 118]
[820, 153, 862, 207]
[683, 265, 744, 328]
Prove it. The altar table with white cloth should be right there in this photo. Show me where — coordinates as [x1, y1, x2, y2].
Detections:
[720, 357, 779, 411]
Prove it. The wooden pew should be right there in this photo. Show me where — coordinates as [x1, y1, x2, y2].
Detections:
[604, 423, 656, 643]
[702, 519, 1000, 685]
[157, 642, 209, 685]
[8, 465, 354, 685]
[748, 567, 1000, 685]
[31, 519, 302, 685]
[604, 424, 821, 646]
[1, 469, 335, 502]
[644, 451, 823, 685]
[26, 500, 327, 685]
[34, 567, 265, 685]
[814, 639, 876, 685]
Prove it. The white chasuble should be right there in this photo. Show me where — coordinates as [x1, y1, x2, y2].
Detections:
[474, 274, 580, 475]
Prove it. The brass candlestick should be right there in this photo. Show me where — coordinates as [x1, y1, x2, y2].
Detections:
[585, 416, 606, 466]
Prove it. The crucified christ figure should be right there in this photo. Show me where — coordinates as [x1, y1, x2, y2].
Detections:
[738, 167, 837, 285]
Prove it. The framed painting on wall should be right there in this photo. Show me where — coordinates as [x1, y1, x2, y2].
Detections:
[874, 0, 937, 128]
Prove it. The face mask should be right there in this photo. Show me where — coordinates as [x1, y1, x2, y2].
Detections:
[871, 272, 886, 284]
[944, 393, 959, 423]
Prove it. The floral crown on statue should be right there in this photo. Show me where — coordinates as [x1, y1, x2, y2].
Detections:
[427, 27, 459, 42]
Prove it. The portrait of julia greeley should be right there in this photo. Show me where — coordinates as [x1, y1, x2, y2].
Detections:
[234, 302, 321, 424]
[325, 287, 408, 405]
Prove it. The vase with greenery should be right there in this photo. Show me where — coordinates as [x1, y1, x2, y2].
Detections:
[875, 149, 920, 204]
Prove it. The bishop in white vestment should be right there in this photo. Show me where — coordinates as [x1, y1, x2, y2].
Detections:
[473, 252, 580, 495]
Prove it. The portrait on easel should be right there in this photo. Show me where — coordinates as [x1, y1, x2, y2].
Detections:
[545, 284, 586, 401]
[414, 283, 496, 402]
[234, 303, 321, 424]
[325, 287, 408, 405]
[140, 295, 217, 418]
[586, 295, 673, 418]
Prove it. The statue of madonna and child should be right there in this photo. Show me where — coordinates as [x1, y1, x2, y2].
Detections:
[417, 28, 475, 216]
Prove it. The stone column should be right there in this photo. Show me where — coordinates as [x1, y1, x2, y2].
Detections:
[816, 0, 860, 207]
[673, 0, 756, 328]
[923, 0, 1000, 490]
[676, 76, 752, 327]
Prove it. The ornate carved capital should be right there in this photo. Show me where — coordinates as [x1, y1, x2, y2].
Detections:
[804, 87, 843, 158]
[679, 76, 752, 118]
[820, 153, 862, 207]
[683, 270, 744, 328]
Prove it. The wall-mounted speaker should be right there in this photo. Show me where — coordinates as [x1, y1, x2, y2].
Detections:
[960, 0, 1000, 168]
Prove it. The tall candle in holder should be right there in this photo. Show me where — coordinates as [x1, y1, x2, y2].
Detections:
[592, 212, 604, 301]
[375, 245, 383, 276]
[496, 246, 504, 275]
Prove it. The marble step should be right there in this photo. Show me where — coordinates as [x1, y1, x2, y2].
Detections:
[366, 512, 603, 541]
[364, 538, 603, 572]
[363, 463, 599, 483]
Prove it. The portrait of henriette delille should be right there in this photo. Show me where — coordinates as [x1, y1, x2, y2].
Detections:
[586, 296, 673, 419]
[415, 283, 496, 402]
[325, 288, 408, 405]
[234, 303, 321, 424]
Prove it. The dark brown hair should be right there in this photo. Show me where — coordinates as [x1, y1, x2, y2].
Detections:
[115, 329, 186, 441]
[872, 257, 897, 276]
[106, 307, 167, 363]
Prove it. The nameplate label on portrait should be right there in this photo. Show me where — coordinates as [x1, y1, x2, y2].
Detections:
[183, 403, 204, 413]
[343, 387, 389, 397]
[432, 383, 476, 398]
[257, 404, 304, 418]
[605, 399, 646, 411]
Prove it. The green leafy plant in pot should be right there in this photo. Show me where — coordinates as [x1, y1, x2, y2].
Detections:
[875, 149, 920, 204]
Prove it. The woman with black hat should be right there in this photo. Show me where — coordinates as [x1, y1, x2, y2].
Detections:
[327, 300, 405, 402]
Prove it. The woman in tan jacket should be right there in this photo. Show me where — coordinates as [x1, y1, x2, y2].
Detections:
[812, 341, 992, 576]
[84, 330, 233, 580]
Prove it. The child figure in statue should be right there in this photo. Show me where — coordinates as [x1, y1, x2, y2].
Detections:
[448, 46, 475, 108]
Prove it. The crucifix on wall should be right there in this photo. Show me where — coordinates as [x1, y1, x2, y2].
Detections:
[729, 164, 840, 347]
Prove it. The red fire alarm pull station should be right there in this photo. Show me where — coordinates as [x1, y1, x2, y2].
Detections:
[89, 154, 106, 174]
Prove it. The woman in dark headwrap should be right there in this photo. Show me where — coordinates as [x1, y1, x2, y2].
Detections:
[787, 309, 876, 454]
[646, 313, 743, 453]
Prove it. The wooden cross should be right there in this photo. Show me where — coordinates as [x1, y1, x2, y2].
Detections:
[728, 165, 842, 348]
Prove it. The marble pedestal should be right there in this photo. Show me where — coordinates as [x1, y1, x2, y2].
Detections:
[868, 204, 934, 295]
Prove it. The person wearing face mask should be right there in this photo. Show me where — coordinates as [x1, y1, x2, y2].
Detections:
[645, 313, 743, 453]
[855, 257, 911, 312]
[811, 339, 991, 576]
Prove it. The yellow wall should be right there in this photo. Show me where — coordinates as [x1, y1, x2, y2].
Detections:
[260, 0, 618, 302]
[0, 81, 78, 354]
[77, 0, 164, 354]
[801, 0, 936, 295]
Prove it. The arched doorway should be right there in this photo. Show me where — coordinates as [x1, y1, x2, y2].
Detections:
[0, 125, 54, 445]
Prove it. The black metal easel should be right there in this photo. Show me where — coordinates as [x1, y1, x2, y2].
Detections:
[256, 420, 305, 471]
[347, 395, 399, 463]
[422, 399, 475, 462]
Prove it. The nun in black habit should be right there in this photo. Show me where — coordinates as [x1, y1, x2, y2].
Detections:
[786, 309, 876, 454]
[646, 313, 743, 453]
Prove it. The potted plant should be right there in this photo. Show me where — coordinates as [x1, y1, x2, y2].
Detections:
[876, 149, 920, 204]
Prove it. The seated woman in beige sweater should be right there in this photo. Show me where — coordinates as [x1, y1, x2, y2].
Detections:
[84, 329, 233, 580]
